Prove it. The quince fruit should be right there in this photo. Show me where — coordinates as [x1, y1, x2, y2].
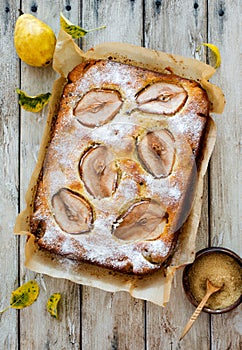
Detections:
[14, 14, 56, 67]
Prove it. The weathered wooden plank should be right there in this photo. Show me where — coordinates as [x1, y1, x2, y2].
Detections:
[144, 1, 210, 349]
[208, 1, 242, 349]
[0, 1, 20, 349]
[81, 0, 143, 48]
[18, 1, 81, 349]
[82, 289, 145, 350]
[81, 1, 146, 349]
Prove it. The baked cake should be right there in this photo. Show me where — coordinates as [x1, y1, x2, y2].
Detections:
[29, 59, 210, 275]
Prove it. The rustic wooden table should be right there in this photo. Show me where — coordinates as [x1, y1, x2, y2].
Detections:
[1, 1, 241, 349]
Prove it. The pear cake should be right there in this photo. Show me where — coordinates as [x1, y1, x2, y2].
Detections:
[30, 59, 210, 275]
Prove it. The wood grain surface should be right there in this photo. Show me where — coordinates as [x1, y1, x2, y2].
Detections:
[0, 1, 241, 349]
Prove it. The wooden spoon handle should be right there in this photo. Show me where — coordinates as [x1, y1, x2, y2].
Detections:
[179, 291, 212, 341]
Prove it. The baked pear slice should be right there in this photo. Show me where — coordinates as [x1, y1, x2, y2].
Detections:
[136, 82, 187, 115]
[137, 129, 175, 178]
[52, 188, 93, 234]
[80, 145, 119, 199]
[74, 89, 122, 127]
[112, 200, 168, 242]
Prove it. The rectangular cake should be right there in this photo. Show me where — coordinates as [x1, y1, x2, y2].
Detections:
[29, 58, 210, 275]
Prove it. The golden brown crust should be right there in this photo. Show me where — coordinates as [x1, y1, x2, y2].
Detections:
[30, 60, 209, 275]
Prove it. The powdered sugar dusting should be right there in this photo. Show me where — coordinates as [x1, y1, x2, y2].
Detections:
[144, 174, 181, 202]
[145, 240, 170, 258]
[91, 122, 136, 149]
[76, 61, 141, 100]
[170, 113, 203, 140]
[115, 178, 138, 201]
[93, 215, 115, 235]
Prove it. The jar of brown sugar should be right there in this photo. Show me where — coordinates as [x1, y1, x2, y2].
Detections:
[182, 247, 242, 314]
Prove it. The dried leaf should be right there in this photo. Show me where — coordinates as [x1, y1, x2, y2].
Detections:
[47, 293, 61, 319]
[197, 43, 221, 68]
[0, 280, 39, 314]
[16, 88, 51, 112]
[60, 12, 106, 39]
[10, 280, 39, 309]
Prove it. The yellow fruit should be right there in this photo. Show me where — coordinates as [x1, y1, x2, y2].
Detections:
[14, 14, 56, 67]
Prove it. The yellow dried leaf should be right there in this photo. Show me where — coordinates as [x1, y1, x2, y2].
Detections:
[16, 88, 51, 112]
[60, 12, 106, 39]
[47, 293, 61, 319]
[0, 280, 39, 313]
[197, 43, 221, 68]
[10, 280, 39, 309]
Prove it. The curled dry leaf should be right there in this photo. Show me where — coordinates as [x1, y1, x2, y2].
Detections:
[80, 145, 119, 199]
[136, 82, 187, 115]
[74, 89, 122, 127]
[52, 188, 93, 234]
[197, 43, 221, 68]
[47, 293, 61, 319]
[137, 129, 176, 178]
[112, 200, 168, 242]
[16, 88, 51, 112]
[60, 12, 106, 38]
[0, 280, 39, 314]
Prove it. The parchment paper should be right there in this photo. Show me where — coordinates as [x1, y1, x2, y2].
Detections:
[14, 30, 224, 306]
